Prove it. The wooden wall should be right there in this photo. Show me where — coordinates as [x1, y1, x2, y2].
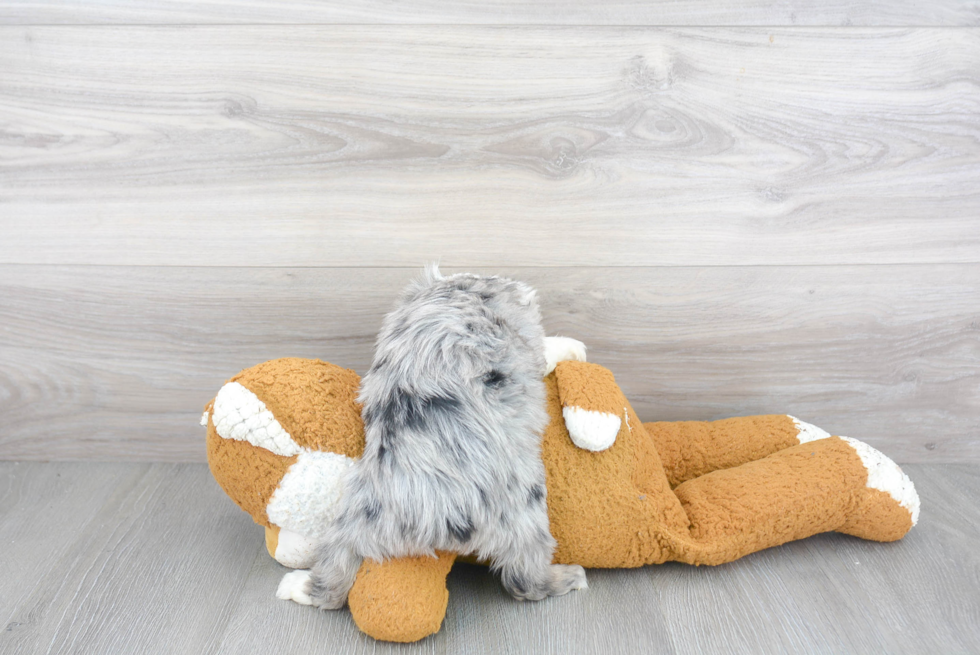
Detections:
[1, 2, 978, 462]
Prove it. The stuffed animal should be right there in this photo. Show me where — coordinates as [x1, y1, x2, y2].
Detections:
[202, 356, 919, 643]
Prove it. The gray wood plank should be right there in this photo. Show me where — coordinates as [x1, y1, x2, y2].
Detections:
[1, 463, 976, 654]
[655, 478, 979, 655]
[1, 1, 977, 26]
[213, 539, 451, 655]
[0, 463, 260, 655]
[1, 264, 976, 463]
[2, 26, 978, 267]
[220, 464, 975, 655]
[0, 463, 150, 635]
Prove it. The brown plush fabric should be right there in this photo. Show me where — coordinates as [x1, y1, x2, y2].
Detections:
[206, 358, 367, 527]
[206, 415, 297, 528]
[230, 358, 365, 458]
[839, 488, 914, 542]
[205, 358, 917, 644]
[265, 525, 280, 559]
[646, 415, 802, 488]
[547, 361, 690, 567]
[553, 361, 622, 414]
[348, 551, 457, 643]
[671, 437, 870, 565]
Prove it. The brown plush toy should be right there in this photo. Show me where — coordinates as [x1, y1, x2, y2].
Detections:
[203, 357, 919, 643]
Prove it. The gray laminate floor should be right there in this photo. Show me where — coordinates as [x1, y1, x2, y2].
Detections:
[0, 462, 977, 655]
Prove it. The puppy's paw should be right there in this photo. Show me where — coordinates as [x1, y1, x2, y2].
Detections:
[549, 564, 588, 596]
[276, 570, 313, 605]
[308, 580, 349, 611]
[544, 336, 587, 375]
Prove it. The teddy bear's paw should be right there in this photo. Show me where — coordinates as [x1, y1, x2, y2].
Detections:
[272, 529, 318, 569]
[276, 570, 314, 605]
[838, 436, 920, 538]
[544, 336, 587, 375]
[549, 564, 588, 596]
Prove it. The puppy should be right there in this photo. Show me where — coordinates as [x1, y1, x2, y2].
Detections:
[291, 266, 587, 609]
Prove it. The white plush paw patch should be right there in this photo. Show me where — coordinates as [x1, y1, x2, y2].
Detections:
[273, 529, 318, 569]
[840, 436, 921, 526]
[788, 415, 832, 444]
[562, 406, 620, 452]
[544, 336, 587, 375]
[276, 570, 314, 605]
[561, 564, 589, 591]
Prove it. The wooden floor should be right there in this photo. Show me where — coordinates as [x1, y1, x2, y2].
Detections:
[1, 461, 976, 655]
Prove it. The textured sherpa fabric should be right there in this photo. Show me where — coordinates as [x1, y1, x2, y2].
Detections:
[645, 415, 802, 488]
[206, 358, 365, 528]
[228, 358, 365, 457]
[671, 437, 868, 564]
[547, 362, 690, 567]
[206, 422, 297, 528]
[205, 357, 918, 644]
[347, 551, 457, 643]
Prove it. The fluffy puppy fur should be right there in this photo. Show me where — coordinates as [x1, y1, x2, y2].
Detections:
[305, 266, 586, 609]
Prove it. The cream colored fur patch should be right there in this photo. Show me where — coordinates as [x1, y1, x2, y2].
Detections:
[273, 528, 318, 569]
[841, 436, 920, 525]
[212, 382, 301, 457]
[788, 415, 832, 444]
[544, 336, 587, 376]
[266, 449, 356, 541]
[562, 406, 620, 451]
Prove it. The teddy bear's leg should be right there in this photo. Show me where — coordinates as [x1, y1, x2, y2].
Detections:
[645, 415, 833, 487]
[264, 525, 319, 569]
[278, 551, 460, 643]
[667, 436, 919, 565]
[347, 552, 457, 642]
[833, 437, 920, 541]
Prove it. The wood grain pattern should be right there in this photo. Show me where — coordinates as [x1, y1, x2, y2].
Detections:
[1, 264, 976, 463]
[1, 1, 978, 26]
[1, 463, 977, 654]
[654, 464, 980, 653]
[2, 27, 978, 267]
[0, 463, 260, 655]
[0, 463, 147, 635]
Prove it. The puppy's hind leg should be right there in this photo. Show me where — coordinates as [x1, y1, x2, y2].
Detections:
[305, 532, 363, 610]
[494, 525, 587, 601]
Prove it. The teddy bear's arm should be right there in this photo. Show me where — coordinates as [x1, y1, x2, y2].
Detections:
[645, 415, 833, 487]
[544, 336, 587, 375]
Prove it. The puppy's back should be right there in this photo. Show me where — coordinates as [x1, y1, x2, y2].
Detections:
[349, 267, 550, 558]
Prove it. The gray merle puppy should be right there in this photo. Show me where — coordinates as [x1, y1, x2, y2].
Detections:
[278, 265, 587, 609]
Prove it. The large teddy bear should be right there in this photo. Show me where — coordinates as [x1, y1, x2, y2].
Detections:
[202, 357, 919, 643]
